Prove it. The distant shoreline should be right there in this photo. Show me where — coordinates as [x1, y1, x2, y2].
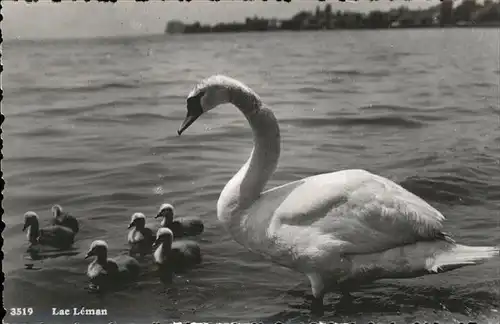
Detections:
[165, 1, 500, 35]
[166, 23, 500, 36]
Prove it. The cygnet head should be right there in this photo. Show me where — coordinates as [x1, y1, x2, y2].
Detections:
[128, 212, 146, 229]
[85, 240, 108, 259]
[178, 75, 258, 135]
[155, 203, 174, 223]
[22, 211, 39, 231]
[154, 227, 174, 248]
[51, 204, 63, 217]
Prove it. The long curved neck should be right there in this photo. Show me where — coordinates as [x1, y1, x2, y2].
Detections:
[217, 86, 280, 228]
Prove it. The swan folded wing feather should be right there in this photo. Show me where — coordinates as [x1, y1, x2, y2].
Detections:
[268, 169, 447, 256]
[235, 179, 305, 249]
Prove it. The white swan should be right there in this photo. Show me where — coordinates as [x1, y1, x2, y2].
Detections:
[177, 75, 499, 312]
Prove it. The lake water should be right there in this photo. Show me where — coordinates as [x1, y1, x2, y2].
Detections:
[2, 29, 500, 324]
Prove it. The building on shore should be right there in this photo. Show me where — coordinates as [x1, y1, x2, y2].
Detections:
[165, 20, 186, 34]
[440, 0, 454, 26]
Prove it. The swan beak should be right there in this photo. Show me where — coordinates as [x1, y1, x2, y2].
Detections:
[152, 238, 160, 249]
[154, 213, 161, 219]
[84, 251, 92, 259]
[22, 223, 28, 232]
[178, 113, 200, 135]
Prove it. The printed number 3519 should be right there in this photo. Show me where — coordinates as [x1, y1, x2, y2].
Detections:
[10, 308, 34, 316]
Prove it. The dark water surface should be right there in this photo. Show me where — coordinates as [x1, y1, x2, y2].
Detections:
[3, 29, 500, 323]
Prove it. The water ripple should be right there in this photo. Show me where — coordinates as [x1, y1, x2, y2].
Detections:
[3, 29, 500, 323]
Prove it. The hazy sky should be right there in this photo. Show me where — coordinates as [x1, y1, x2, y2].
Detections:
[3, 0, 441, 40]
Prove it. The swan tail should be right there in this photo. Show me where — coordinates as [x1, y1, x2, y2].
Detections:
[427, 244, 499, 273]
[348, 241, 499, 280]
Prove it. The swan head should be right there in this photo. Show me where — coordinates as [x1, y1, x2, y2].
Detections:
[178, 75, 249, 135]
[155, 203, 174, 222]
[85, 240, 108, 259]
[153, 227, 174, 249]
[22, 211, 39, 231]
[51, 204, 63, 217]
[128, 212, 146, 229]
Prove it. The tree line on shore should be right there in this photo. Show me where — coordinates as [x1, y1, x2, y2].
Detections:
[165, 0, 500, 34]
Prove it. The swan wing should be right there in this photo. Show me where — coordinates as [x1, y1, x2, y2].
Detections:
[267, 169, 446, 256]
